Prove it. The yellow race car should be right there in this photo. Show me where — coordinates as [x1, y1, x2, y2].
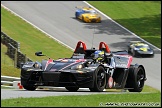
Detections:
[75, 6, 101, 23]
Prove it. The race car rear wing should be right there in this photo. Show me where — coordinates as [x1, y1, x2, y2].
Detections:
[99, 42, 110, 53]
[74, 41, 87, 54]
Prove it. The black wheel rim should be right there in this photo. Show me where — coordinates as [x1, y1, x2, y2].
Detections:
[97, 69, 105, 88]
[137, 68, 145, 88]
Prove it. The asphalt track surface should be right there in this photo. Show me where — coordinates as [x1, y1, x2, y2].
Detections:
[1, 1, 161, 99]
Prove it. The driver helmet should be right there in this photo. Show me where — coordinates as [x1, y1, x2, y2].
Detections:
[94, 50, 104, 59]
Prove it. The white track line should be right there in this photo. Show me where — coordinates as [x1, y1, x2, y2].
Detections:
[83, 1, 161, 51]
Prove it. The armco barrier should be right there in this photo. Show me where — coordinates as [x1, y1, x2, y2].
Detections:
[1, 75, 22, 89]
[1, 75, 20, 81]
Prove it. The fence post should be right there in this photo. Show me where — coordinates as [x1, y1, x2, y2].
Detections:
[14, 48, 17, 68]
[25, 54, 27, 63]
[18, 42, 20, 51]
[1, 31, 33, 68]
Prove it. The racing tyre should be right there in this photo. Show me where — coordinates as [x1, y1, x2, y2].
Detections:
[127, 47, 131, 53]
[23, 85, 37, 91]
[127, 65, 146, 92]
[150, 54, 154, 58]
[98, 19, 101, 23]
[82, 16, 85, 22]
[89, 66, 106, 92]
[65, 87, 79, 92]
[75, 13, 77, 19]
[132, 50, 136, 57]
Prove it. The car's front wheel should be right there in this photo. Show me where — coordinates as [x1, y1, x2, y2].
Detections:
[132, 50, 136, 57]
[89, 66, 106, 92]
[128, 47, 131, 53]
[65, 87, 79, 92]
[23, 85, 37, 91]
[75, 13, 77, 19]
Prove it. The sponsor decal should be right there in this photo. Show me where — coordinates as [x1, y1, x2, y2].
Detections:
[50, 69, 57, 71]
[116, 64, 127, 68]
[108, 77, 113, 88]
[86, 67, 96, 69]
[75, 59, 86, 62]
[61, 59, 68, 62]
[114, 82, 116, 86]
[59, 62, 77, 71]
[27, 69, 33, 71]
[44, 59, 53, 70]
[140, 48, 147, 51]
[27, 69, 41, 71]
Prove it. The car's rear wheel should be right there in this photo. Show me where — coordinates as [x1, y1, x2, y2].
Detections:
[132, 50, 136, 57]
[89, 66, 106, 92]
[98, 19, 101, 23]
[75, 13, 77, 19]
[128, 47, 131, 53]
[65, 87, 79, 92]
[150, 54, 154, 58]
[127, 65, 146, 92]
[23, 85, 37, 91]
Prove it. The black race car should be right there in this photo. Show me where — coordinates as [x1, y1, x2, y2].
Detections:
[21, 41, 147, 92]
[127, 41, 154, 57]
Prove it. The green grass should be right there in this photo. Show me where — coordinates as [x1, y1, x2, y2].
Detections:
[2, 94, 161, 107]
[88, 1, 161, 48]
[1, 87, 161, 107]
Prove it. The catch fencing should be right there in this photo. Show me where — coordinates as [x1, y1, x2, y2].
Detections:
[1, 31, 32, 68]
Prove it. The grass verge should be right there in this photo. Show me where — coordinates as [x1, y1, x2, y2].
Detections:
[1, 86, 161, 107]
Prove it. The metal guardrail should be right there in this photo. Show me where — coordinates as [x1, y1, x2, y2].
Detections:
[1, 75, 20, 81]
[1, 75, 20, 88]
